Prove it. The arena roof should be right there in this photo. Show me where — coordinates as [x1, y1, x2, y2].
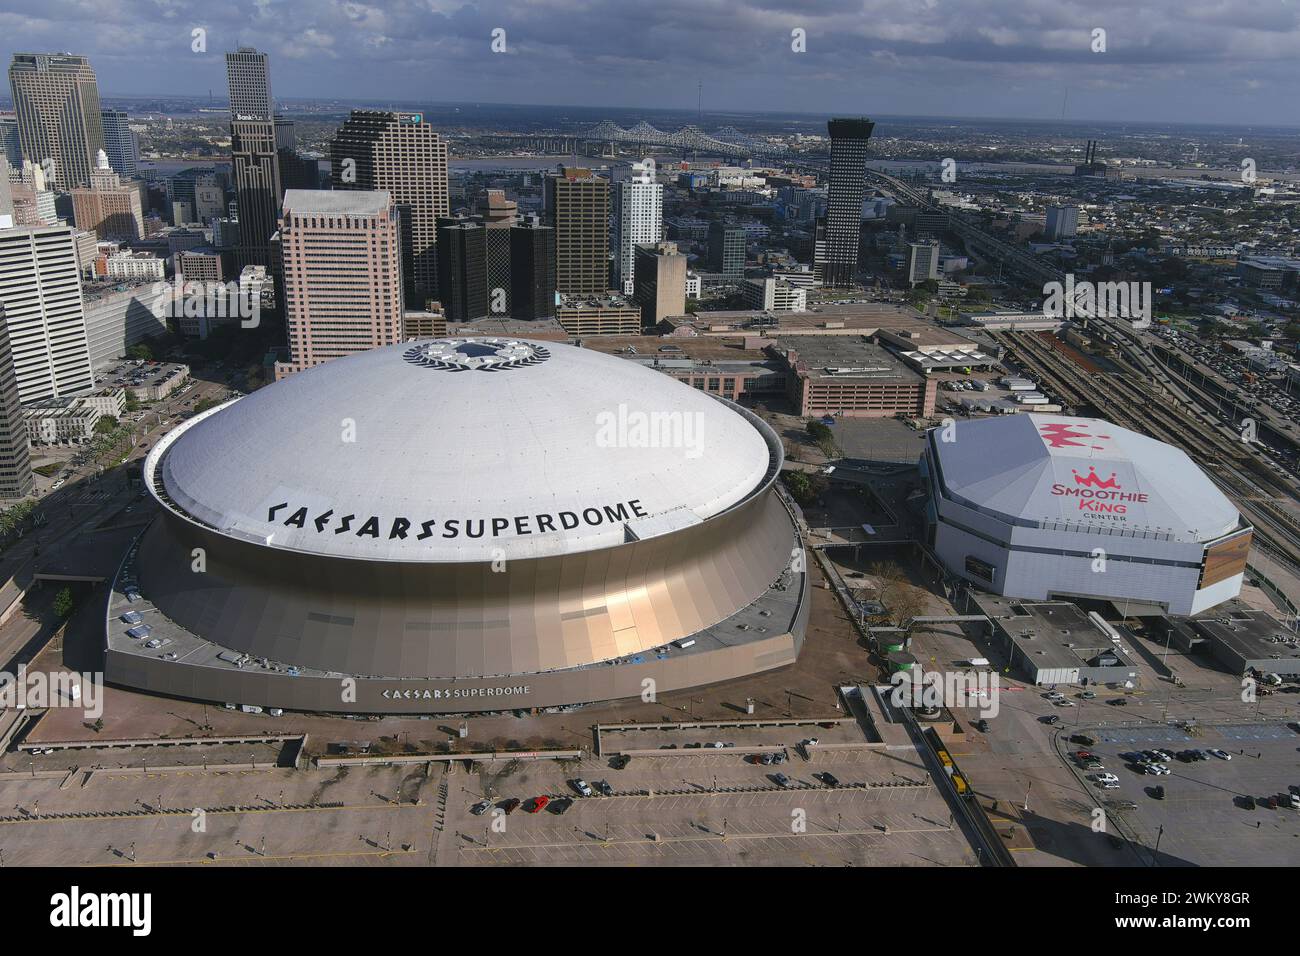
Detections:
[149, 338, 778, 563]
[931, 414, 1240, 543]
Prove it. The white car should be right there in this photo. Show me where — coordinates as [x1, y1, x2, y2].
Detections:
[1089, 772, 1120, 784]
[1054, 699, 1076, 707]
[1144, 763, 1170, 775]
[1095, 780, 1121, 790]
[1208, 748, 1231, 760]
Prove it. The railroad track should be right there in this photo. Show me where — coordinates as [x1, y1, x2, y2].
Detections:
[991, 330, 1300, 572]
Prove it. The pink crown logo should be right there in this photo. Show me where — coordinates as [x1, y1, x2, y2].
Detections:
[1072, 467, 1120, 489]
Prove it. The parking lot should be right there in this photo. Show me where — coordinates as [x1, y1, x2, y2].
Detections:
[445, 742, 974, 867]
[1059, 724, 1300, 866]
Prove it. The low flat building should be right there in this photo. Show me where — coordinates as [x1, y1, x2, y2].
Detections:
[25, 397, 101, 445]
[103, 361, 190, 402]
[774, 335, 936, 418]
[80, 387, 127, 419]
[742, 277, 807, 313]
[958, 309, 1063, 332]
[876, 327, 999, 374]
[582, 336, 789, 403]
[105, 251, 165, 281]
[979, 598, 1140, 687]
[403, 308, 448, 340]
[557, 294, 642, 336]
[1161, 604, 1300, 677]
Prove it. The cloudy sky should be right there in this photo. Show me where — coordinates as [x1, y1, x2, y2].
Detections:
[1, 0, 1297, 125]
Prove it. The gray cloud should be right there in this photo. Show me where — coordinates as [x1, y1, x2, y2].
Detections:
[1, 0, 1297, 123]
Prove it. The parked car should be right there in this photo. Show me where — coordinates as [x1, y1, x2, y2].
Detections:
[526, 796, 549, 813]
[570, 779, 593, 797]
[548, 797, 573, 815]
[1208, 749, 1231, 760]
[611, 754, 631, 770]
[594, 780, 613, 797]
[470, 800, 492, 816]
[1041, 714, 1060, 725]
[1089, 772, 1120, 784]
[814, 772, 840, 788]
[1151, 785, 1166, 800]
[499, 798, 521, 815]
[975, 719, 990, 733]
[771, 773, 791, 788]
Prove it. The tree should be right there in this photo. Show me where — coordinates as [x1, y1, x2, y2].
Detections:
[127, 343, 153, 362]
[93, 415, 117, 435]
[805, 419, 839, 459]
[783, 471, 826, 507]
[53, 586, 74, 618]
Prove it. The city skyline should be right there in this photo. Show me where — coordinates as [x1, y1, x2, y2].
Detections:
[0, 0, 1297, 126]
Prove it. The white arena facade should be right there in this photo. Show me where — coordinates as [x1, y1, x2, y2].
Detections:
[105, 338, 809, 713]
[921, 415, 1252, 615]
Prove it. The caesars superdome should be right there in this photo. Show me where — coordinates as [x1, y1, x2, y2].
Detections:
[107, 339, 809, 713]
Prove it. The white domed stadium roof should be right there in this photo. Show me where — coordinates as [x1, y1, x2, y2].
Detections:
[148, 338, 778, 562]
[932, 414, 1239, 543]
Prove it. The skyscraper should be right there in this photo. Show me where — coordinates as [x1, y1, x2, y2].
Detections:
[906, 240, 939, 286]
[545, 168, 610, 296]
[1045, 205, 1080, 240]
[99, 108, 137, 177]
[0, 113, 21, 171]
[475, 189, 517, 314]
[509, 216, 556, 321]
[817, 117, 874, 287]
[707, 222, 746, 276]
[0, 157, 13, 225]
[633, 241, 687, 328]
[436, 216, 489, 323]
[71, 150, 144, 240]
[275, 190, 402, 379]
[225, 49, 280, 269]
[614, 159, 663, 295]
[0, 223, 96, 402]
[7, 53, 105, 189]
[330, 110, 449, 305]
[225, 48, 274, 122]
[0, 305, 34, 499]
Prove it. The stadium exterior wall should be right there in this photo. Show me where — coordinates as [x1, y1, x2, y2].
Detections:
[104, 568, 809, 714]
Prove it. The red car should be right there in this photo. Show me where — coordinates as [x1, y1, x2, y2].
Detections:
[525, 795, 549, 813]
